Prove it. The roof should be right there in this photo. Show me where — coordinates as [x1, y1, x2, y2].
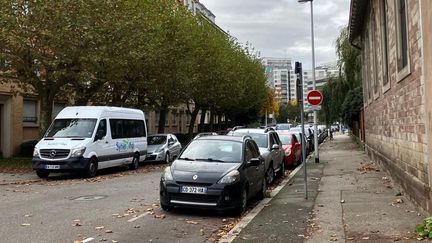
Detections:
[348, 0, 369, 42]
[195, 135, 245, 142]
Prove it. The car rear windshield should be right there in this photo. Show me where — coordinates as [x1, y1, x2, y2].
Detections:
[233, 132, 268, 148]
[180, 140, 242, 163]
[278, 134, 292, 145]
[276, 124, 290, 130]
[45, 119, 97, 138]
[148, 136, 167, 145]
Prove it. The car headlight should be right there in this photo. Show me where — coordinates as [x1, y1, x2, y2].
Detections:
[33, 148, 39, 157]
[218, 170, 240, 184]
[157, 147, 165, 153]
[162, 167, 173, 182]
[285, 150, 291, 156]
[71, 147, 86, 158]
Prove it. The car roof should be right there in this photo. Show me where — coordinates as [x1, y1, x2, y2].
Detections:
[276, 131, 295, 135]
[149, 134, 169, 137]
[194, 135, 246, 142]
[231, 128, 271, 134]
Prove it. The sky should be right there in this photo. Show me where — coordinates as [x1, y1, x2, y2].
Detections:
[200, 0, 351, 70]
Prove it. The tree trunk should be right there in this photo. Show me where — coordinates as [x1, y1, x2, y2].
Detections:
[158, 106, 168, 134]
[187, 107, 199, 141]
[209, 110, 214, 132]
[39, 92, 54, 137]
[217, 113, 222, 131]
[199, 108, 207, 133]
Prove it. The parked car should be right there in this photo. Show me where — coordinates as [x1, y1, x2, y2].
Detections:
[32, 106, 147, 178]
[275, 123, 292, 131]
[160, 135, 266, 214]
[291, 132, 309, 158]
[229, 127, 284, 184]
[276, 131, 301, 169]
[193, 132, 218, 140]
[146, 134, 182, 163]
[290, 127, 313, 153]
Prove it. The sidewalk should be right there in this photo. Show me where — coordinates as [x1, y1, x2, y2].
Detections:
[231, 134, 425, 243]
[0, 172, 40, 185]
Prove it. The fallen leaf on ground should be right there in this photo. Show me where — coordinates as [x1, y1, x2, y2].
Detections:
[134, 225, 140, 228]
[105, 230, 113, 233]
[186, 220, 199, 225]
[24, 214, 32, 217]
[340, 200, 345, 203]
[95, 226, 105, 230]
[362, 236, 370, 240]
[112, 241, 118, 243]
[21, 223, 31, 226]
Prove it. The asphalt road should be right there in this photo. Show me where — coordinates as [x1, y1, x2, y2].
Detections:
[0, 165, 235, 243]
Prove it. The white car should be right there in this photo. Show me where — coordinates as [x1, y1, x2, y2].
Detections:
[146, 134, 182, 163]
[32, 106, 148, 178]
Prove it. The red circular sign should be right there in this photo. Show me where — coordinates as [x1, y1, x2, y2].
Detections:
[307, 90, 323, 105]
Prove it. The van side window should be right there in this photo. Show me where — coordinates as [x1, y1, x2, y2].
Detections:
[110, 119, 146, 139]
[97, 119, 107, 137]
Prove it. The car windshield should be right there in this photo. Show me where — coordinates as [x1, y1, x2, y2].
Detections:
[278, 135, 292, 145]
[45, 119, 97, 138]
[180, 140, 242, 163]
[233, 132, 268, 148]
[148, 136, 167, 145]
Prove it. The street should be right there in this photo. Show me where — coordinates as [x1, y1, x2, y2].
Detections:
[0, 165, 239, 243]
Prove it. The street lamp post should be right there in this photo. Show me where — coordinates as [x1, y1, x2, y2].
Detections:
[299, 0, 319, 163]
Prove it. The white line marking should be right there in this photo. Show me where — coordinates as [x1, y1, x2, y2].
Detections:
[308, 97, 322, 100]
[82, 237, 95, 243]
[127, 212, 150, 222]
[219, 162, 306, 243]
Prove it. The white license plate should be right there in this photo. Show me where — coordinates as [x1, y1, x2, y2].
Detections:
[45, 165, 60, 170]
[180, 186, 207, 194]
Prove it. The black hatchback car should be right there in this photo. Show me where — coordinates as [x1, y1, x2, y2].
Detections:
[160, 135, 266, 214]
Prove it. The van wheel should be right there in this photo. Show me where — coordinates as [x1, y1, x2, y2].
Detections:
[165, 152, 170, 164]
[129, 154, 139, 170]
[277, 161, 285, 178]
[85, 158, 98, 178]
[36, 170, 50, 179]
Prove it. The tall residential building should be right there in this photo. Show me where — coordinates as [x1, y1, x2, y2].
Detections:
[183, 0, 216, 23]
[263, 58, 292, 104]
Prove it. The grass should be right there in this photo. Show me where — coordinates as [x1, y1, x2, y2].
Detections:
[0, 157, 32, 172]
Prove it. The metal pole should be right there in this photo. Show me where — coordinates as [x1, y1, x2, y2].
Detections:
[300, 77, 308, 200]
[310, 1, 319, 163]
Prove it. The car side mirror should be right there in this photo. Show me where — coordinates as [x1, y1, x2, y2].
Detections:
[248, 158, 260, 166]
[271, 144, 280, 150]
[95, 130, 105, 141]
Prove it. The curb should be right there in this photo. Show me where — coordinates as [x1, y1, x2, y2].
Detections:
[219, 159, 307, 243]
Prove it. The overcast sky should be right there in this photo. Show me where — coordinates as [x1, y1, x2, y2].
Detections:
[200, 0, 351, 70]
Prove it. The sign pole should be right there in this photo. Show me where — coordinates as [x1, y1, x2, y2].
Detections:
[295, 62, 307, 200]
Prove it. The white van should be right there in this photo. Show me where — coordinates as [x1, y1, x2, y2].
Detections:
[32, 106, 147, 178]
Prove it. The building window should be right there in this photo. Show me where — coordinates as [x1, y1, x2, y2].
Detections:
[381, 0, 390, 91]
[395, 0, 410, 81]
[172, 112, 177, 125]
[23, 99, 38, 125]
[372, 9, 380, 98]
[186, 114, 191, 125]
[155, 111, 160, 125]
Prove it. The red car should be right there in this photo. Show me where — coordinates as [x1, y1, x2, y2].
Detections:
[277, 132, 302, 168]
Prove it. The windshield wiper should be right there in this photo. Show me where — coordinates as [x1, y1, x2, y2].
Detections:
[179, 157, 195, 161]
[195, 158, 225, 163]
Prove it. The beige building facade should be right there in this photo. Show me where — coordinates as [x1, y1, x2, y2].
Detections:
[349, 0, 432, 211]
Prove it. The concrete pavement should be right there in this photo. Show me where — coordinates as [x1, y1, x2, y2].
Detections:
[231, 134, 425, 243]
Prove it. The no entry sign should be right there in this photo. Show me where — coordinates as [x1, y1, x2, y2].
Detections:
[307, 90, 323, 106]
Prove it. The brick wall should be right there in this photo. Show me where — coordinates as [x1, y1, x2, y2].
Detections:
[361, 0, 430, 211]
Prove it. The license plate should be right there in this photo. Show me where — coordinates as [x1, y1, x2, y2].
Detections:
[45, 165, 60, 170]
[180, 186, 207, 194]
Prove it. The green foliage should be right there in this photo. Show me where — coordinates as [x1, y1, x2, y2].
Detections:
[319, 25, 362, 128]
[416, 217, 432, 239]
[0, 0, 267, 135]
[341, 87, 363, 126]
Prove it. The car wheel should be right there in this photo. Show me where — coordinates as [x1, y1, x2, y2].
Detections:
[257, 178, 266, 200]
[165, 152, 170, 164]
[85, 157, 98, 178]
[234, 187, 248, 215]
[129, 154, 139, 170]
[266, 166, 275, 185]
[36, 170, 50, 179]
[161, 204, 173, 211]
[277, 161, 285, 178]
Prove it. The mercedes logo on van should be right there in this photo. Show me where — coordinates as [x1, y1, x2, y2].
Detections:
[50, 150, 57, 158]
[192, 175, 198, 180]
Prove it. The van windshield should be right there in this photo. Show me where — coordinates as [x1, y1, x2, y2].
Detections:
[45, 119, 97, 138]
